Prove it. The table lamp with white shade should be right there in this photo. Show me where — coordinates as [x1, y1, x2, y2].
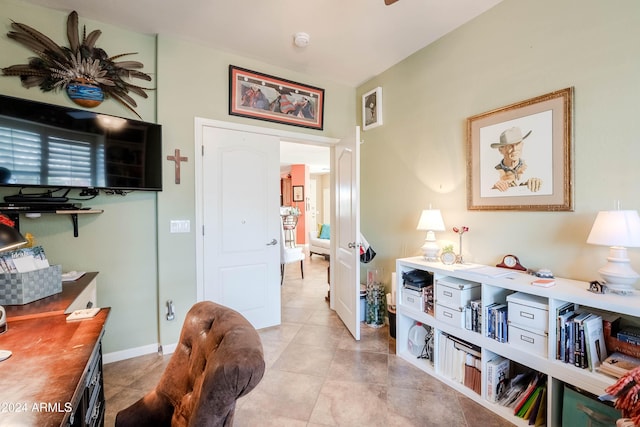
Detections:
[586, 210, 640, 295]
[416, 209, 445, 261]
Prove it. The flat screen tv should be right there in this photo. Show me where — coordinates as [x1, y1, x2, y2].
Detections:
[0, 94, 162, 192]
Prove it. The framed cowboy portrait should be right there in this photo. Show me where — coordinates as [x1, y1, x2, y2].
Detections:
[466, 87, 574, 211]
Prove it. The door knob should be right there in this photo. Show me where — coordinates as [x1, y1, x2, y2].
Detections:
[266, 239, 278, 246]
[348, 242, 357, 248]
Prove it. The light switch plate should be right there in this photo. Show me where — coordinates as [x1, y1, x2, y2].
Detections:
[170, 220, 190, 233]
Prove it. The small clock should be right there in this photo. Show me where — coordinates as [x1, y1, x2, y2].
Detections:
[440, 250, 457, 265]
[496, 254, 527, 271]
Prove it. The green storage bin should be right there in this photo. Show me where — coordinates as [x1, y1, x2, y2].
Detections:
[562, 384, 620, 427]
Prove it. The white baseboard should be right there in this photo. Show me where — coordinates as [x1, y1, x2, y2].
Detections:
[103, 342, 179, 364]
[160, 342, 178, 355]
[103, 343, 159, 364]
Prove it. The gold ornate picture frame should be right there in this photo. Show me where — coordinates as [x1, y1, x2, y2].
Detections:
[466, 87, 574, 211]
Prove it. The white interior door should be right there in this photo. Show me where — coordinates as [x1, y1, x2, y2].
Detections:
[200, 125, 280, 329]
[308, 178, 317, 235]
[332, 126, 361, 340]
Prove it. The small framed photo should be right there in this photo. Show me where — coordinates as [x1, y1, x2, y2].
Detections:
[292, 185, 304, 202]
[362, 87, 383, 130]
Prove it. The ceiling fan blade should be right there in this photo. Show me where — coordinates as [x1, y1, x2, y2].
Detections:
[384, 0, 399, 5]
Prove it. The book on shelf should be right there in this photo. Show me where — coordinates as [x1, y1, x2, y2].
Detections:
[582, 314, 607, 371]
[497, 371, 532, 408]
[556, 303, 576, 361]
[422, 284, 434, 315]
[513, 372, 545, 416]
[598, 351, 640, 378]
[485, 303, 507, 342]
[530, 278, 555, 287]
[529, 387, 547, 426]
[617, 334, 640, 346]
[486, 356, 510, 403]
[617, 326, 640, 339]
[470, 299, 482, 333]
[517, 386, 541, 419]
[572, 312, 592, 369]
[617, 327, 640, 345]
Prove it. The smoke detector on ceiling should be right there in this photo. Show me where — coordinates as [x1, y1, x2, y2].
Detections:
[293, 32, 310, 48]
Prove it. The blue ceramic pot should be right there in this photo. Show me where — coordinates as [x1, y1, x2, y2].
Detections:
[66, 80, 104, 108]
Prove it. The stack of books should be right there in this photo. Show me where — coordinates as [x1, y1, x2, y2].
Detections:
[617, 327, 640, 346]
[599, 352, 640, 378]
[485, 302, 508, 342]
[465, 299, 482, 333]
[555, 304, 611, 371]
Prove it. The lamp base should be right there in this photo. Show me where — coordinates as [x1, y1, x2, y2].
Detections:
[421, 240, 439, 261]
[598, 246, 639, 295]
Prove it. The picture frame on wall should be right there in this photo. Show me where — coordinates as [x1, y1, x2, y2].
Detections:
[292, 185, 304, 202]
[362, 86, 383, 130]
[466, 87, 574, 211]
[229, 65, 324, 130]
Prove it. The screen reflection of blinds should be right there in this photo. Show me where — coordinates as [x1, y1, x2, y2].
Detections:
[0, 123, 103, 187]
[0, 126, 42, 185]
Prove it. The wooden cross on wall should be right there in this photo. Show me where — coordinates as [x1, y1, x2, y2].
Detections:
[167, 149, 188, 184]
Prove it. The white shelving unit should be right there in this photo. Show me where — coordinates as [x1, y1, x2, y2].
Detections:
[395, 256, 639, 426]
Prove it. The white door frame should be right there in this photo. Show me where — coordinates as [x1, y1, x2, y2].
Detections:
[194, 118, 338, 303]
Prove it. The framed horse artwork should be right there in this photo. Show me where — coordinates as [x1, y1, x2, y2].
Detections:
[229, 65, 325, 130]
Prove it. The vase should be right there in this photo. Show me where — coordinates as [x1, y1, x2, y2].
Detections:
[365, 269, 385, 327]
[66, 80, 104, 108]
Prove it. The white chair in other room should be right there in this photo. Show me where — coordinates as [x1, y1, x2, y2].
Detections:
[280, 221, 304, 284]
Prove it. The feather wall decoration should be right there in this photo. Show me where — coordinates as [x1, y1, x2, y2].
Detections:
[2, 10, 153, 118]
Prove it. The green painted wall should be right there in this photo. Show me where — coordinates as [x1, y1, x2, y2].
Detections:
[0, 0, 159, 354]
[155, 35, 355, 344]
[357, 0, 640, 291]
[4, 0, 637, 354]
[0, 0, 355, 354]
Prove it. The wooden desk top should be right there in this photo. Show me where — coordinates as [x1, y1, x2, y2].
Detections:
[0, 308, 110, 426]
[5, 272, 98, 321]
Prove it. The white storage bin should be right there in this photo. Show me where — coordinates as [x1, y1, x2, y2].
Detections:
[401, 287, 422, 312]
[436, 303, 465, 328]
[436, 277, 481, 311]
[508, 323, 548, 357]
[507, 292, 549, 332]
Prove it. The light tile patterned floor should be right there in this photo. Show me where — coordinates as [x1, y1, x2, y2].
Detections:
[104, 254, 515, 426]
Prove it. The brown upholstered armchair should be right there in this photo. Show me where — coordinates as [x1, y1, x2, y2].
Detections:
[115, 301, 265, 427]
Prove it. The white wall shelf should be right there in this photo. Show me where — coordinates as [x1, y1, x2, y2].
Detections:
[396, 256, 638, 426]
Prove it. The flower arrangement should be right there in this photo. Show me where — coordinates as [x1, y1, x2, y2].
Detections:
[2, 11, 153, 118]
[605, 365, 640, 426]
[452, 226, 469, 264]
